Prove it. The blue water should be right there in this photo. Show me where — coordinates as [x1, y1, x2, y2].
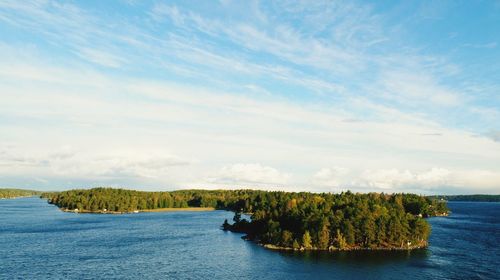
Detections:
[0, 198, 498, 279]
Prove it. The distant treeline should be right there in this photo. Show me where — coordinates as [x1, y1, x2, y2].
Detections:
[0, 188, 40, 199]
[42, 188, 258, 212]
[429, 195, 500, 202]
[43, 188, 448, 251]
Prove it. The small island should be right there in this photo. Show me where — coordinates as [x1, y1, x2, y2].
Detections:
[42, 187, 449, 252]
[221, 191, 448, 251]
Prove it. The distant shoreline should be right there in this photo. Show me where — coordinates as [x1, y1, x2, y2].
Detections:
[0, 195, 37, 200]
[446, 200, 500, 203]
[0, 188, 41, 199]
[141, 207, 215, 212]
[428, 195, 500, 203]
[60, 207, 215, 214]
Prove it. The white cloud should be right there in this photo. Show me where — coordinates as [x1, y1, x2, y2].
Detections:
[313, 167, 350, 187]
[463, 42, 497, 49]
[415, 168, 451, 185]
[451, 170, 500, 189]
[486, 130, 500, 142]
[358, 168, 450, 190]
[1, 55, 499, 192]
[207, 163, 290, 186]
[150, 4, 184, 24]
[76, 47, 127, 68]
[0, 1, 499, 193]
[312, 166, 500, 193]
[359, 169, 413, 190]
[380, 71, 461, 107]
[50, 156, 190, 179]
[0, 145, 191, 182]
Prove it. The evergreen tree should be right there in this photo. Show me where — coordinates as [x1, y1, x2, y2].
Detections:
[317, 220, 330, 249]
[222, 219, 230, 231]
[335, 229, 347, 250]
[302, 231, 313, 249]
[44, 187, 446, 250]
[281, 230, 293, 247]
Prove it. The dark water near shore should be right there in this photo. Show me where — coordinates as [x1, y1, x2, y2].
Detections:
[1, 198, 499, 279]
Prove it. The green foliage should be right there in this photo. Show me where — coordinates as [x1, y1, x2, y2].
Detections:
[44, 188, 443, 250]
[281, 230, 293, 247]
[0, 188, 40, 199]
[43, 188, 259, 212]
[335, 229, 347, 250]
[302, 231, 313, 249]
[402, 193, 449, 217]
[317, 220, 330, 249]
[225, 191, 441, 250]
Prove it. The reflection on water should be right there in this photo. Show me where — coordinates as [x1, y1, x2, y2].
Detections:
[279, 248, 428, 265]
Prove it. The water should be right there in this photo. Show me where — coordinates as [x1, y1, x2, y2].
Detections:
[1, 198, 499, 280]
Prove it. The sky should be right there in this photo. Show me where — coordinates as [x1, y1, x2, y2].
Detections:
[0, 0, 499, 194]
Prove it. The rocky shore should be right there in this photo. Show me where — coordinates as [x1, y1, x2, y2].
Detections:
[260, 240, 428, 252]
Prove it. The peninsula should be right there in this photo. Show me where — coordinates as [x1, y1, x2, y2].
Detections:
[0, 188, 41, 199]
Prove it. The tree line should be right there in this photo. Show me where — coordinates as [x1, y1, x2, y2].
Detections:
[223, 191, 447, 250]
[42, 188, 448, 250]
[42, 188, 261, 212]
[0, 188, 40, 199]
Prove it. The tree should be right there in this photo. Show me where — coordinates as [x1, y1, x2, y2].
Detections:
[44, 187, 440, 251]
[317, 220, 330, 249]
[222, 219, 230, 230]
[413, 218, 430, 242]
[361, 216, 376, 247]
[343, 221, 355, 245]
[233, 212, 241, 223]
[387, 215, 403, 245]
[281, 230, 293, 247]
[302, 231, 312, 249]
[335, 229, 347, 250]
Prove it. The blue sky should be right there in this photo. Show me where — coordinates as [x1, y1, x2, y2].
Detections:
[0, 0, 499, 194]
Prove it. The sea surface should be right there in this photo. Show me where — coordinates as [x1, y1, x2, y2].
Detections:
[0, 198, 498, 280]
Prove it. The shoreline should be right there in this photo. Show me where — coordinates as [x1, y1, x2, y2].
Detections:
[60, 207, 215, 214]
[0, 195, 37, 200]
[231, 235, 429, 252]
[433, 212, 449, 217]
[260, 241, 428, 252]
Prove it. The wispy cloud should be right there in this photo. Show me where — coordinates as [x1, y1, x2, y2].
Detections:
[486, 130, 500, 142]
[0, 145, 192, 183]
[0, 0, 499, 193]
[379, 71, 461, 107]
[2, 52, 499, 192]
[206, 163, 290, 187]
[313, 166, 500, 194]
[75, 47, 127, 68]
[463, 42, 497, 49]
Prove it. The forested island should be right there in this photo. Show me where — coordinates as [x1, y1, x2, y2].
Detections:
[42, 188, 448, 251]
[429, 195, 500, 202]
[0, 188, 40, 199]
